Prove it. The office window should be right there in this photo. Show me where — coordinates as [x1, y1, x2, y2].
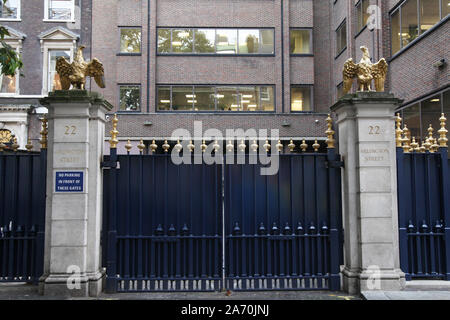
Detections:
[356, 0, 370, 32]
[194, 29, 215, 53]
[48, 50, 70, 92]
[391, 0, 445, 55]
[120, 28, 141, 54]
[157, 85, 275, 112]
[157, 86, 171, 111]
[216, 29, 237, 54]
[119, 85, 141, 111]
[194, 86, 215, 111]
[172, 86, 194, 111]
[172, 29, 193, 53]
[403, 103, 421, 138]
[337, 82, 344, 99]
[444, 90, 450, 114]
[336, 21, 347, 55]
[157, 28, 274, 55]
[0, 0, 19, 19]
[290, 29, 312, 54]
[291, 86, 312, 112]
[421, 94, 442, 135]
[0, 74, 16, 94]
[46, 0, 74, 21]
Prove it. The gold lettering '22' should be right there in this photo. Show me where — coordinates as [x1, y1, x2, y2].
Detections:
[368, 125, 380, 135]
[64, 125, 77, 135]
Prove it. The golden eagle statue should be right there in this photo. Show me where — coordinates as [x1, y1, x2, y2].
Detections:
[343, 46, 388, 94]
[55, 45, 105, 90]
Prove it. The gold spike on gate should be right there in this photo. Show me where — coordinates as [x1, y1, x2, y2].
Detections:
[419, 140, 426, 153]
[276, 140, 283, 152]
[395, 113, 403, 148]
[263, 140, 271, 152]
[325, 114, 335, 149]
[438, 113, 448, 148]
[431, 137, 439, 153]
[125, 139, 132, 153]
[109, 114, 119, 149]
[162, 140, 170, 153]
[188, 140, 195, 152]
[226, 140, 234, 153]
[137, 139, 146, 153]
[174, 139, 183, 153]
[201, 140, 207, 153]
[11, 137, 19, 152]
[150, 140, 158, 153]
[288, 139, 295, 152]
[250, 139, 258, 152]
[213, 140, 220, 153]
[25, 139, 33, 152]
[313, 140, 320, 152]
[402, 125, 411, 153]
[410, 137, 419, 152]
[238, 139, 246, 152]
[300, 140, 308, 152]
[40, 116, 48, 149]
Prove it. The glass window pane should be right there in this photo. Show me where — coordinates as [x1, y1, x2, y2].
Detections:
[290, 30, 311, 54]
[216, 29, 237, 54]
[172, 86, 193, 110]
[238, 86, 259, 111]
[49, 50, 70, 92]
[157, 86, 171, 111]
[340, 22, 347, 51]
[260, 86, 275, 111]
[363, 0, 370, 28]
[49, 0, 73, 20]
[260, 29, 274, 54]
[0, 74, 16, 93]
[357, 2, 363, 31]
[444, 0, 450, 17]
[172, 29, 193, 53]
[194, 29, 215, 53]
[157, 29, 171, 53]
[194, 86, 215, 111]
[401, 0, 418, 47]
[120, 28, 141, 53]
[337, 83, 344, 99]
[403, 103, 421, 138]
[391, 10, 401, 54]
[420, 0, 440, 33]
[443, 90, 450, 114]
[239, 29, 260, 54]
[421, 95, 442, 137]
[216, 87, 238, 111]
[0, 0, 19, 18]
[291, 86, 312, 111]
[119, 86, 141, 111]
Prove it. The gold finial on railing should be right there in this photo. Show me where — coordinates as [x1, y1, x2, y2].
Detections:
[25, 139, 33, 152]
[427, 125, 436, 153]
[188, 140, 195, 152]
[419, 140, 426, 153]
[0, 142, 5, 152]
[162, 140, 170, 153]
[250, 139, 258, 152]
[174, 139, 182, 153]
[325, 114, 335, 149]
[226, 140, 234, 152]
[238, 139, 246, 152]
[402, 125, 411, 153]
[276, 140, 283, 152]
[438, 113, 448, 148]
[40, 116, 48, 149]
[109, 114, 119, 149]
[213, 140, 220, 153]
[125, 139, 132, 153]
[150, 139, 158, 153]
[263, 140, 271, 152]
[431, 137, 439, 153]
[11, 137, 19, 152]
[313, 140, 320, 152]
[201, 140, 207, 153]
[423, 136, 432, 152]
[410, 137, 419, 152]
[288, 139, 295, 152]
[137, 139, 145, 153]
[300, 140, 308, 152]
[395, 113, 403, 147]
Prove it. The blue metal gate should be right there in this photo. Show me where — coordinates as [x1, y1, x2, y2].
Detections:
[0, 137, 47, 283]
[396, 113, 450, 280]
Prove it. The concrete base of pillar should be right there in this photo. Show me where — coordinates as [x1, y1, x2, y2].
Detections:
[39, 270, 104, 297]
[342, 267, 406, 295]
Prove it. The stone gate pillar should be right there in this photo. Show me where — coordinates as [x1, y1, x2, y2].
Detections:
[331, 92, 406, 294]
[38, 91, 112, 297]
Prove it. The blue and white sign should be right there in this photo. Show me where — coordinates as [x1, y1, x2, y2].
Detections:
[55, 171, 84, 192]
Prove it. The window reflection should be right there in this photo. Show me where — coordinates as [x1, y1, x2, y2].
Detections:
[194, 29, 215, 53]
[120, 28, 141, 53]
[420, 0, 440, 33]
[0, 74, 16, 94]
[48, 0, 73, 20]
[49, 50, 70, 92]
[291, 86, 312, 111]
[216, 29, 237, 54]
[0, 0, 19, 19]
[172, 29, 193, 53]
[401, 0, 419, 47]
[119, 85, 141, 111]
[194, 86, 215, 111]
[290, 29, 311, 54]
[157, 29, 171, 53]
[172, 86, 194, 111]
[239, 29, 259, 54]
[238, 86, 259, 111]
[157, 86, 171, 111]
[216, 86, 238, 111]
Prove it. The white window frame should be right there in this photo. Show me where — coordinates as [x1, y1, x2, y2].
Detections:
[44, 0, 75, 22]
[41, 42, 74, 95]
[0, 40, 22, 97]
[0, 0, 21, 21]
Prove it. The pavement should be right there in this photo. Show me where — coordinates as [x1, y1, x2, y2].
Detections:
[362, 280, 450, 300]
[0, 283, 360, 300]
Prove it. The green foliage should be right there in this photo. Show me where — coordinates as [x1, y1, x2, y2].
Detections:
[0, 0, 23, 76]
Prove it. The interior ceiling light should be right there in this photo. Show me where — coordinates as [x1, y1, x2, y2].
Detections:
[430, 98, 440, 102]
[242, 95, 253, 98]
[185, 94, 196, 98]
[172, 41, 182, 46]
[160, 100, 170, 103]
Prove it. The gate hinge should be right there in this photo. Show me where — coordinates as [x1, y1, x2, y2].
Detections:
[326, 160, 344, 168]
[101, 160, 120, 169]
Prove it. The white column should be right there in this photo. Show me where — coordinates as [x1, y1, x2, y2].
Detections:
[39, 91, 112, 297]
[331, 92, 406, 294]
